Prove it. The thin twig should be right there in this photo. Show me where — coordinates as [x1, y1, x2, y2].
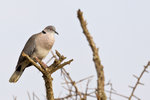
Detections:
[63, 86, 96, 98]
[76, 76, 93, 84]
[61, 75, 93, 85]
[27, 91, 31, 100]
[61, 68, 83, 99]
[55, 94, 73, 100]
[60, 68, 96, 100]
[46, 51, 57, 64]
[50, 59, 73, 74]
[83, 79, 90, 100]
[128, 61, 150, 100]
[105, 90, 129, 99]
[108, 83, 113, 100]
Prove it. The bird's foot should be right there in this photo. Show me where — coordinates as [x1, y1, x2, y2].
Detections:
[35, 57, 48, 69]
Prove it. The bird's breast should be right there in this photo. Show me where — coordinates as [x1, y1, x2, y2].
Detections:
[34, 33, 55, 59]
[36, 33, 55, 50]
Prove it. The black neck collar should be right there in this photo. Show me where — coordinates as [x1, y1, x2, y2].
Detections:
[42, 30, 46, 34]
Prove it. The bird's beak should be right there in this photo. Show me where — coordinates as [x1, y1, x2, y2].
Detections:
[54, 30, 59, 35]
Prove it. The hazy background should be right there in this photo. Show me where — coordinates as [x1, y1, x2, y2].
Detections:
[0, 0, 150, 100]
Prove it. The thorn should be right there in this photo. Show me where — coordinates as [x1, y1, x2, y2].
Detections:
[148, 61, 150, 65]
[138, 82, 144, 85]
[145, 70, 149, 73]
[97, 48, 99, 52]
[112, 88, 116, 92]
[133, 74, 138, 79]
[133, 95, 141, 100]
[144, 66, 147, 69]
[129, 85, 134, 89]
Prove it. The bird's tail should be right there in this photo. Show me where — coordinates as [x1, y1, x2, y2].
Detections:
[9, 70, 23, 83]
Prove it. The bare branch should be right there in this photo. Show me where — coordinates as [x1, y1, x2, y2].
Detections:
[33, 92, 40, 100]
[27, 92, 31, 100]
[76, 76, 93, 84]
[83, 79, 91, 100]
[22, 51, 73, 100]
[77, 9, 106, 100]
[105, 90, 129, 99]
[108, 82, 113, 100]
[22, 52, 45, 74]
[46, 51, 57, 64]
[61, 75, 93, 85]
[55, 94, 73, 100]
[129, 61, 150, 100]
[50, 59, 73, 74]
[61, 68, 83, 99]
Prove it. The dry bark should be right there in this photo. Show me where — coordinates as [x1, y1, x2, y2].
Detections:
[77, 9, 106, 100]
[22, 50, 73, 100]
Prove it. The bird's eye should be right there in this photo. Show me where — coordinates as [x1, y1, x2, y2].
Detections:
[42, 30, 46, 34]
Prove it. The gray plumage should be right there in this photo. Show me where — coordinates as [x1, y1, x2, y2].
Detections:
[9, 25, 58, 83]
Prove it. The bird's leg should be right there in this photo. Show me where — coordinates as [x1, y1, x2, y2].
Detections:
[34, 57, 48, 69]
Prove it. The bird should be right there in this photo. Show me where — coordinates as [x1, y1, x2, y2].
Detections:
[9, 25, 58, 83]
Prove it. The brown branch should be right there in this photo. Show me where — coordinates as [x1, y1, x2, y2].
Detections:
[83, 79, 90, 100]
[104, 81, 129, 100]
[61, 68, 83, 99]
[43, 74, 54, 100]
[22, 51, 73, 100]
[77, 9, 106, 100]
[22, 52, 45, 74]
[55, 94, 73, 100]
[61, 68, 96, 100]
[63, 86, 96, 98]
[50, 59, 73, 74]
[105, 90, 129, 99]
[61, 75, 93, 85]
[76, 75, 93, 84]
[128, 61, 150, 100]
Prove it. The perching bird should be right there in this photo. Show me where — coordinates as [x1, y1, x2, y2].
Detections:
[9, 25, 58, 83]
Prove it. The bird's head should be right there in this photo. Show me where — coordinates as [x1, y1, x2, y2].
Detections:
[42, 25, 59, 35]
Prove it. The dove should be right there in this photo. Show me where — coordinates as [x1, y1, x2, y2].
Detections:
[9, 25, 58, 83]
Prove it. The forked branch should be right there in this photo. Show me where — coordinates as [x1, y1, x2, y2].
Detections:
[22, 50, 73, 100]
[129, 61, 150, 100]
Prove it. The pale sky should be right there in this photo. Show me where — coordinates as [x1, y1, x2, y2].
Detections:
[0, 0, 150, 100]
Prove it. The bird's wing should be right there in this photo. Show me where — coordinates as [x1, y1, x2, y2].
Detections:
[16, 34, 37, 69]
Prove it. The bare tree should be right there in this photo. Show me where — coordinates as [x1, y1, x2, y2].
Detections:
[13, 9, 150, 100]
